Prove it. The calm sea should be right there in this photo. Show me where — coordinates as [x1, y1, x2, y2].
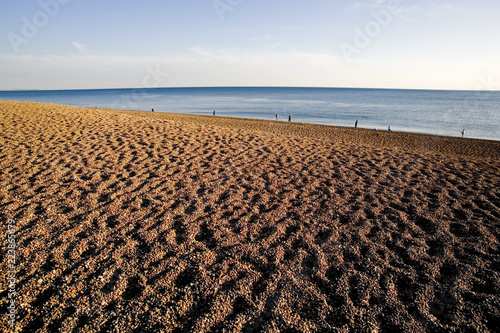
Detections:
[1, 87, 499, 141]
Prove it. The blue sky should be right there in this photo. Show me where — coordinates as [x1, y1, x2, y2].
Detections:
[1, 0, 499, 90]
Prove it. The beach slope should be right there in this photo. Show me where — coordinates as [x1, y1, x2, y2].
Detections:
[1, 101, 499, 332]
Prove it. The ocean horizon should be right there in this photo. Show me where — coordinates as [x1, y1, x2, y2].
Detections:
[1, 86, 499, 141]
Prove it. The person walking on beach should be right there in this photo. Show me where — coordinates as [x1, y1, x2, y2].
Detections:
[461, 129, 466, 138]
[152, 108, 154, 112]
[355, 120, 358, 128]
[388, 125, 391, 131]
[288, 114, 292, 122]
[276, 114, 279, 121]
[213, 110, 216, 116]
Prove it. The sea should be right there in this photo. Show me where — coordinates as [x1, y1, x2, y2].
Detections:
[1, 87, 499, 141]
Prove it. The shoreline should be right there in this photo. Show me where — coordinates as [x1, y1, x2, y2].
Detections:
[101, 105, 500, 161]
[3, 99, 499, 159]
[2, 85, 499, 142]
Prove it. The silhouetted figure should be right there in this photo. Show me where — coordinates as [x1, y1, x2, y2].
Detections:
[388, 125, 391, 131]
[152, 108, 154, 112]
[288, 114, 292, 122]
[275, 114, 278, 121]
[355, 120, 358, 128]
[461, 129, 466, 138]
[213, 110, 216, 116]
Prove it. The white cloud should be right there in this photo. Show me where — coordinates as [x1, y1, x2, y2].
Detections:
[72, 42, 89, 54]
[251, 34, 284, 52]
[427, 4, 463, 18]
[345, 2, 372, 11]
[344, 0, 417, 21]
[0, 50, 340, 90]
[265, 42, 281, 51]
[346, 1, 465, 22]
[252, 35, 273, 41]
[345, 0, 395, 11]
[1, 48, 498, 91]
[187, 46, 214, 57]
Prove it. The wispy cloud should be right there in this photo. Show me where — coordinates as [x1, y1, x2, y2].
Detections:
[0, 49, 340, 89]
[345, 1, 465, 22]
[345, 0, 394, 11]
[188, 46, 213, 57]
[251, 35, 283, 51]
[344, 0, 416, 21]
[264, 42, 281, 51]
[72, 42, 89, 54]
[427, 4, 464, 18]
[252, 35, 273, 41]
[2, 52, 499, 91]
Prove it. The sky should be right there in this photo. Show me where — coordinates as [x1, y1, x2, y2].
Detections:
[0, 0, 499, 91]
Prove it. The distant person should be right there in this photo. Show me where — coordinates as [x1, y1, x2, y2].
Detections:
[355, 120, 358, 128]
[152, 108, 154, 112]
[288, 114, 292, 122]
[213, 110, 216, 116]
[276, 114, 278, 121]
[461, 129, 466, 138]
[388, 125, 391, 131]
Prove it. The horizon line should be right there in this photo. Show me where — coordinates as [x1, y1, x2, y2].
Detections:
[2, 85, 500, 93]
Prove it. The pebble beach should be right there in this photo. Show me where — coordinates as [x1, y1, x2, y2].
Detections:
[1, 100, 499, 332]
